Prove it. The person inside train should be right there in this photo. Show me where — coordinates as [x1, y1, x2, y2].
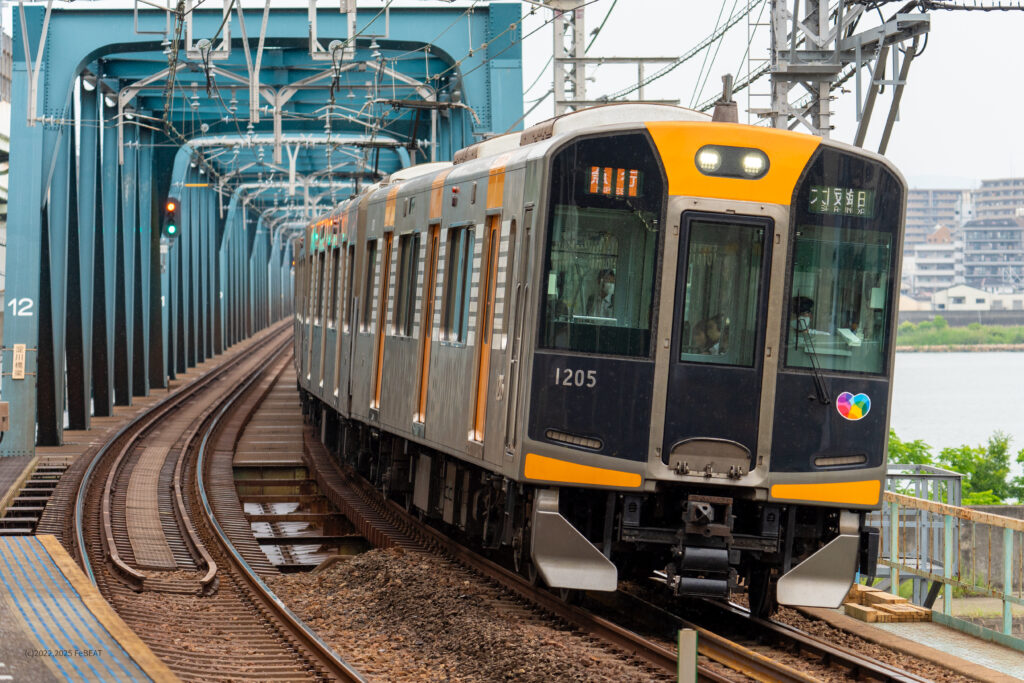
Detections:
[587, 268, 615, 318]
[704, 314, 727, 354]
[790, 296, 830, 335]
[691, 319, 708, 352]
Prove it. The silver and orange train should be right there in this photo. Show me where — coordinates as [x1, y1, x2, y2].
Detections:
[294, 103, 905, 614]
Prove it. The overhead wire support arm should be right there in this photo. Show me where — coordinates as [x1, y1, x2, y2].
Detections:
[765, 0, 930, 140]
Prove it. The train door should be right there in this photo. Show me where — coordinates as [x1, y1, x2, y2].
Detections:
[472, 215, 502, 442]
[661, 213, 773, 475]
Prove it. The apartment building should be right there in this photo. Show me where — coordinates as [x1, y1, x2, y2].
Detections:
[972, 178, 1024, 220]
[902, 226, 964, 296]
[904, 188, 970, 253]
[960, 216, 1024, 291]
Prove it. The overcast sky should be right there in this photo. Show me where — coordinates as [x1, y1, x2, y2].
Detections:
[519, 1, 1024, 190]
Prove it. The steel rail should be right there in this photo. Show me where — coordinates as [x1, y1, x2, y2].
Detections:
[74, 326, 289, 586]
[306, 447, 737, 682]
[310, 444, 931, 683]
[703, 599, 933, 683]
[195, 345, 366, 683]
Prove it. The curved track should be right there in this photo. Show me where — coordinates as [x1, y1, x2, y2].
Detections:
[72, 324, 363, 682]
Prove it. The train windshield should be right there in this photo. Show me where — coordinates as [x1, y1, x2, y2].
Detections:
[539, 133, 665, 357]
[785, 148, 904, 374]
[678, 218, 768, 367]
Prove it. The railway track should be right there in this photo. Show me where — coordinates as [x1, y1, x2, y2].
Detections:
[71, 324, 363, 682]
[590, 590, 935, 683]
[300, 429, 938, 683]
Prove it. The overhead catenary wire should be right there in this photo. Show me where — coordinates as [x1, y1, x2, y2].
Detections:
[598, 0, 765, 102]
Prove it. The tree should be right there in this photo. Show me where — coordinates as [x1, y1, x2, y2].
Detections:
[887, 430, 934, 465]
[963, 490, 1003, 506]
[937, 432, 1016, 503]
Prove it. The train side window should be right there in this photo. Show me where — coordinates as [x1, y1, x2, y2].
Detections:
[503, 219, 517, 335]
[343, 244, 355, 332]
[394, 233, 421, 336]
[306, 248, 316, 322]
[678, 219, 767, 367]
[538, 133, 664, 357]
[441, 227, 474, 343]
[361, 240, 378, 332]
[315, 250, 327, 323]
[328, 246, 341, 326]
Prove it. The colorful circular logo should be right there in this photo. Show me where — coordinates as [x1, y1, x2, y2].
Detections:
[837, 392, 871, 420]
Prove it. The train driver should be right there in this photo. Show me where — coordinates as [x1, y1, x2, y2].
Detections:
[791, 296, 830, 336]
[587, 269, 616, 318]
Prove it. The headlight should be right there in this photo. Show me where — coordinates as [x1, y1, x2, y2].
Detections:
[696, 148, 722, 172]
[742, 151, 767, 176]
[694, 145, 770, 180]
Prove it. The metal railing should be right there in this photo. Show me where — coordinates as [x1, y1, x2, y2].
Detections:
[868, 485, 1024, 652]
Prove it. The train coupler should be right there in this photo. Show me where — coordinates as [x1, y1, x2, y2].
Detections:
[663, 495, 736, 597]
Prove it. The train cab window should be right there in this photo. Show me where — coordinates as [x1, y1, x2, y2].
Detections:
[784, 148, 903, 374]
[394, 233, 421, 336]
[441, 226, 474, 343]
[678, 219, 767, 367]
[361, 240, 378, 332]
[785, 224, 892, 374]
[539, 133, 665, 357]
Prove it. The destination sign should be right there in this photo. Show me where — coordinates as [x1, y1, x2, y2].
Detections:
[587, 166, 642, 198]
[808, 185, 876, 218]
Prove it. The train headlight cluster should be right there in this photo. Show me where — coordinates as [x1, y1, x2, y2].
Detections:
[694, 145, 770, 180]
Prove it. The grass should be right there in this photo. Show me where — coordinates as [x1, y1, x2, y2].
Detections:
[896, 318, 1024, 347]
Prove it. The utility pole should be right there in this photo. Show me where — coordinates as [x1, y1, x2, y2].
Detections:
[548, 0, 586, 115]
[764, 0, 929, 151]
[545, 0, 678, 115]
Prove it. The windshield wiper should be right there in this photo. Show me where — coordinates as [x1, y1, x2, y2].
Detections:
[799, 325, 831, 405]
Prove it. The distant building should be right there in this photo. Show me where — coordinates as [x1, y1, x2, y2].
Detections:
[0, 31, 9, 104]
[931, 284, 1024, 312]
[960, 216, 1024, 291]
[904, 188, 970, 253]
[972, 177, 1024, 221]
[903, 226, 963, 296]
[899, 293, 931, 311]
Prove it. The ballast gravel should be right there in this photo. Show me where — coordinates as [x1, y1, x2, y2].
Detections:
[269, 548, 662, 682]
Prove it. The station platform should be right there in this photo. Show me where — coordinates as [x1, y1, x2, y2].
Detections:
[0, 535, 175, 682]
[804, 605, 1023, 682]
[0, 324, 286, 542]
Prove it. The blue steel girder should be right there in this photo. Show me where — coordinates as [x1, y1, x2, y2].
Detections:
[2, 2, 522, 458]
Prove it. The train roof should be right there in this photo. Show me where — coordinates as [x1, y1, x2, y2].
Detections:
[452, 103, 709, 165]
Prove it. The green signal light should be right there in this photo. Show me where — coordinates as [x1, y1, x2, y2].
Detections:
[167, 224, 178, 235]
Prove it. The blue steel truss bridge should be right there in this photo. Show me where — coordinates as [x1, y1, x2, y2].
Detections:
[1, 1, 524, 458]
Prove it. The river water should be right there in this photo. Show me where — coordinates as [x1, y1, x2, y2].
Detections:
[890, 352, 1024, 474]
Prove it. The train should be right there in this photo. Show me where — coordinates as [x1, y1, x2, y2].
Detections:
[294, 102, 905, 616]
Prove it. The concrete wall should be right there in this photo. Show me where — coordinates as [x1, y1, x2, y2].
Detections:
[898, 310, 1024, 326]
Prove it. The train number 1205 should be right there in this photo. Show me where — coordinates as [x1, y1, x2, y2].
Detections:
[554, 368, 597, 387]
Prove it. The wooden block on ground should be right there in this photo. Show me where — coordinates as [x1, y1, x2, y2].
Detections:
[845, 583, 882, 605]
[863, 591, 908, 606]
[844, 602, 882, 622]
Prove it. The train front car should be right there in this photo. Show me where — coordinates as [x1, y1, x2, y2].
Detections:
[523, 116, 905, 615]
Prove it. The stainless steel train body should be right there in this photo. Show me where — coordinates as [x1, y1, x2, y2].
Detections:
[294, 104, 906, 613]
